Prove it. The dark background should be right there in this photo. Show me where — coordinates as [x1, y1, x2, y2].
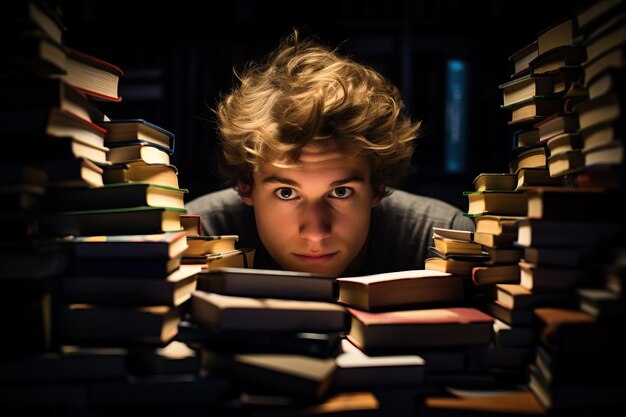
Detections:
[57, 0, 590, 210]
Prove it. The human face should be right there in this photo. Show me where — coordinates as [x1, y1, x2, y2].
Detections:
[240, 143, 381, 276]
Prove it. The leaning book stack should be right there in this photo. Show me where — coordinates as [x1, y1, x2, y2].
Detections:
[1, 3, 231, 413]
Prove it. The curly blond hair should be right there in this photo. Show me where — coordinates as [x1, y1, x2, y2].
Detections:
[216, 30, 421, 194]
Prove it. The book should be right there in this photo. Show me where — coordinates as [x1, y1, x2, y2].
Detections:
[577, 287, 626, 318]
[43, 157, 104, 188]
[196, 267, 337, 301]
[499, 74, 553, 107]
[472, 173, 517, 192]
[40, 206, 184, 236]
[73, 255, 181, 278]
[471, 264, 520, 286]
[496, 283, 571, 310]
[583, 44, 626, 86]
[473, 232, 517, 249]
[59, 304, 183, 345]
[508, 40, 538, 78]
[190, 291, 350, 333]
[192, 248, 255, 271]
[179, 320, 342, 358]
[103, 162, 179, 189]
[508, 146, 548, 174]
[536, 18, 575, 56]
[480, 300, 535, 326]
[347, 307, 494, 351]
[584, 13, 626, 63]
[99, 119, 175, 153]
[493, 319, 535, 347]
[62, 264, 201, 307]
[516, 218, 623, 247]
[432, 226, 474, 242]
[588, 64, 626, 101]
[484, 246, 523, 264]
[522, 246, 591, 267]
[421, 389, 545, 417]
[180, 214, 202, 236]
[545, 132, 582, 156]
[433, 237, 484, 255]
[43, 183, 188, 212]
[516, 167, 562, 190]
[512, 128, 540, 148]
[519, 262, 589, 292]
[107, 142, 171, 165]
[71, 230, 188, 259]
[337, 269, 463, 311]
[183, 235, 239, 256]
[7, 0, 66, 45]
[204, 350, 337, 400]
[575, 0, 626, 33]
[333, 338, 425, 389]
[0, 107, 108, 149]
[474, 215, 523, 235]
[530, 45, 587, 75]
[60, 47, 124, 102]
[128, 340, 200, 375]
[0, 78, 108, 124]
[525, 186, 618, 221]
[2, 33, 66, 76]
[583, 140, 624, 167]
[0, 345, 127, 384]
[575, 91, 622, 130]
[502, 96, 564, 125]
[547, 149, 584, 176]
[89, 374, 230, 407]
[579, 118, 626, 152]
[424, 256, 484, 276]
[534, 112, 579, 143]
[463, 191, 528, 217]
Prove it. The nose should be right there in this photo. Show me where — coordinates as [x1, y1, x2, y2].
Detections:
[299, 200, 332, 243]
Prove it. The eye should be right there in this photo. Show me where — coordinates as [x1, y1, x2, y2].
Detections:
[329, 187, 353, 199]
[274, 187, 299, 200]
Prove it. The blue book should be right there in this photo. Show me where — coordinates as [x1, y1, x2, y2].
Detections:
[98, 119, 175, 154]
[444, 59, 469, 173]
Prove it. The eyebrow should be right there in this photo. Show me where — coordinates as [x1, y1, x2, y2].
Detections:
[262, 175, 365, 187]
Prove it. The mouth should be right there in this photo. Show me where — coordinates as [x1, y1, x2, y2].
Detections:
[293, 252, 338, 265]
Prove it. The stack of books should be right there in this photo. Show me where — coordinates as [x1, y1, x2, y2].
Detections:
[1, 2, 231, 412]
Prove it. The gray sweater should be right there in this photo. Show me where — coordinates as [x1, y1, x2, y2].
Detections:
[185, 187, 474, 276]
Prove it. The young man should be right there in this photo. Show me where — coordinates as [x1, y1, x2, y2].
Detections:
[186, 31, 474, 277]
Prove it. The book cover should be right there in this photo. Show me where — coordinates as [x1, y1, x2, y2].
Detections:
[347, 307, 494, 350]
[337, 269, 463, 311]
[63, 47, 124, 102]
[98, 119, 175, 153]
[71, 230, 188, 259]
[190, 291, 350, 333]
[196, 267, 337, 302]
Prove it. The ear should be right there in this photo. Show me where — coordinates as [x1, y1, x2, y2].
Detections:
[237, 180, 254, 206]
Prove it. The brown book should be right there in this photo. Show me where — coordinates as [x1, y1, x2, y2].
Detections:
[471, 264, 520, 286]
[474, 215, 523, 235]
[190, 291, 349, 333]
[503, 97, 564, 125]
[464, 191, 528, 217]
[525, 186, 617, 221]
[183, 235, 239, 257]
[59, 304, 182, 345]
[583, 45, 626, 86]
[547, 149, 585, 176]
[347, 307, 494, 352]
[535, 112, 579, 143]
[508, 40, 538, 78]
[499, 74, 553, 107]
[103, 163, 180, 189]
[509, 146, 548, 174]
[519, 261, 589, 292]
[337, 270, 463, 311]
[575, 91, 622, 130]
[473, 232, 517, 248]
[433, 237, 484, 256]
[421, 389, 545, 416]
[424, 257, 484, 276]
[496, 283, 571, 310]
[472, 173, 517, 192]
[537, 18, 575, 56]
[583, 141, 624, 167]
[546, 132, 582, 156]
[515, 168, 562, 190]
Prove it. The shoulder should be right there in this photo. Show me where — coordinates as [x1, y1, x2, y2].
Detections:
[377, 188, 474, 231]
[185, 187, 245, 215]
